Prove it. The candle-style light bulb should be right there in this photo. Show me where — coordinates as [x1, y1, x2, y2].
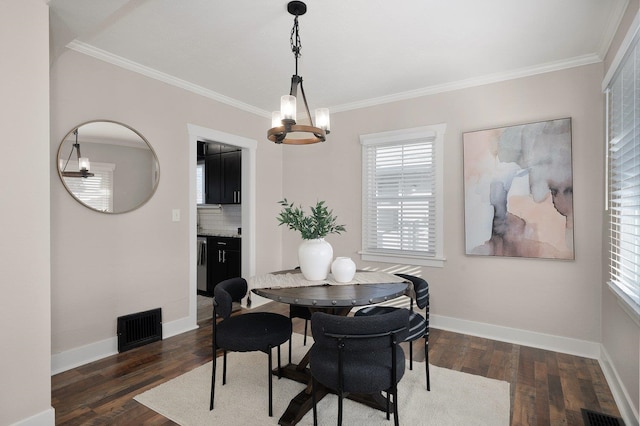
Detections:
[79, 157, 90, 171]
[280, 95, 296, 121]
[315, 108, 330, 133]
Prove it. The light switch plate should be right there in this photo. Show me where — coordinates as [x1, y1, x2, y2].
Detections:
[172, 209, 181, 222]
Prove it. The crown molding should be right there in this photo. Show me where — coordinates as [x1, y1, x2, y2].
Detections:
[68, 40, 602, 117]
[603, 6, 640, 91]
[331, 53, 603, 113]
[596, 0, 629, 60]
[66, 40, 271, 118]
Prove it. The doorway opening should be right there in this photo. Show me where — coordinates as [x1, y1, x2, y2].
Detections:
[187, 124, 257, 327]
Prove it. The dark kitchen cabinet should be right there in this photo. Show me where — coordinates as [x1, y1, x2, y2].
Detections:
[220, 151, 241, 204]
[205, 154, 221, 204]
[206, 236, 241, 293]
[197, 141, 207, 160]
[204, 150, 241, 204]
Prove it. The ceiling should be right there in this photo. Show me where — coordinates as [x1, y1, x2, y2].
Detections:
[49, 0, 628, 118]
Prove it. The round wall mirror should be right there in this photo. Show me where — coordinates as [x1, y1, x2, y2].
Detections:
[57, 120, 160, 214]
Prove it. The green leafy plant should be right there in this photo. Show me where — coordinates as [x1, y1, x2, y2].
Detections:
[277, 199, 346, 240]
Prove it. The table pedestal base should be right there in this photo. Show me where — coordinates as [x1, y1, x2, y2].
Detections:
[274, 364, 392, 426]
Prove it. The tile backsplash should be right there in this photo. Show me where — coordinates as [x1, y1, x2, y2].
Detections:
[198, 205, 241, 234]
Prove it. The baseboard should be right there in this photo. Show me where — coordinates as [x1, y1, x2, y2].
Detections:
[162, 315, 198, 340]
[51, 337, 118, 375]
[9, 406, 55, 426]
[430, 314, 640, 424]
[599, 346, 640, 426]
[51, 316, 198, 375]
[431, 314, 601, 359]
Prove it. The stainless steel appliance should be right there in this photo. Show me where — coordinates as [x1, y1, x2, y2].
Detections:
[197, 236, 207, 293]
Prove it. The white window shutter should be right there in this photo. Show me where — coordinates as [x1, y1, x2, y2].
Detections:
[360, 124, 446, 267]
[607, 33, 640, 313]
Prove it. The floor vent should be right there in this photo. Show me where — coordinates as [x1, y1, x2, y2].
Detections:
[581, 408, 625, 426]
[117, 308, 162, 353]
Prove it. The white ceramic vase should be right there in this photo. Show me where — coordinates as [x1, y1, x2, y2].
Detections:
[331, 257, 356, 283]
[298, 238, 333, 281]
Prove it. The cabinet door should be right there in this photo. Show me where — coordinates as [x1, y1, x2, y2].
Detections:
[208, 237, 241, 290]
[205, 155, 221, 204]
[220, 151, 241, 204]
[224, 249, 241, 278]
[209, 245, 228, 290]
[209, 249, 241, 289]
[210, 248, 227, 289]
[205, 240, 219, 295]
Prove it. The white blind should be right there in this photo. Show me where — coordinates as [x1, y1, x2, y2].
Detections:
[608, 34, 640, 310]
[61, 161, 115, 212]
[362, 137, 437, 257]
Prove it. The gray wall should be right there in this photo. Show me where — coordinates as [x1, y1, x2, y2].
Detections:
[0, 1, 53, 424]
[283, 64, 605, 344]
[50, 49, 284, 358]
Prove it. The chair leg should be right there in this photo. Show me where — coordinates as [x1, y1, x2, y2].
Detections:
[312, 376, 318, 426]
[210, 348, 216, 410]
[338, 390, 343, 426]
[277, 344, 282, 379]
[303, 319, 308, 345]
[425, 337, 430, 391]
[386, 391, 390, 420]
[222, 350, 228, 385]
[268, 346, 273, 417]
[392, 386, 400, 426]
[409, 339, 414, 370]
[288, 335, 292, 364]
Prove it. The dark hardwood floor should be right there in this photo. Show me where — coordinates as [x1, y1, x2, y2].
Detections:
[51, 301, 622, 425]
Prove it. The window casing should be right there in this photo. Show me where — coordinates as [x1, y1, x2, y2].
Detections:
[606, 29, 640, 319]
[360, 124, 446, 267]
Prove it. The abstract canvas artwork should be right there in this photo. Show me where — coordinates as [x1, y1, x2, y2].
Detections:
[463, 118, 574, 259]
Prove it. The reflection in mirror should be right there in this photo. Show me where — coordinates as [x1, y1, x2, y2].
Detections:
[57, 120, 160, 214]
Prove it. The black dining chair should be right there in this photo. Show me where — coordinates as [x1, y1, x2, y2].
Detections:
[309, 309, 410, 426]
[354, 273, 430, 390]
[210, 277, 292, 416]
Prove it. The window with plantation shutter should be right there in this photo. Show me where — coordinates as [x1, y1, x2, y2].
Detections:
[360, 124, 446, 267]
[606, 30, 640, 319]
[61, 161, 115, 212]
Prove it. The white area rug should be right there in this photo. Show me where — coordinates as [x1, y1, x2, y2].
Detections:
[134, 334, 510, 425]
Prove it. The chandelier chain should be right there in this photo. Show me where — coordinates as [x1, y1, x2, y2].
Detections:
[290, 15, 301, 60]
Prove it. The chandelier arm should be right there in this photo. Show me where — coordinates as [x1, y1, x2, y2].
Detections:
[289, 75, 301, 98]
[61, 128, 78, 173]
[298, 79, 315, 126]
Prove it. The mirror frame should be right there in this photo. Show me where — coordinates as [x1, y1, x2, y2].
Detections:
[56, 119, 160, 214]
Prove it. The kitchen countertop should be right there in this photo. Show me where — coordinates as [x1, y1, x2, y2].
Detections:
[197, 231, 241, 238]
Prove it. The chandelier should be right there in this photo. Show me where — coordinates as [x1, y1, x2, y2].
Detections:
[61, 128, 94, 178]
[267, 1, 330, 145]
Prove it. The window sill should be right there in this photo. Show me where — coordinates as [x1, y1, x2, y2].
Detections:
[607, 281, 640, 328]
[359, 251, 445, 268]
